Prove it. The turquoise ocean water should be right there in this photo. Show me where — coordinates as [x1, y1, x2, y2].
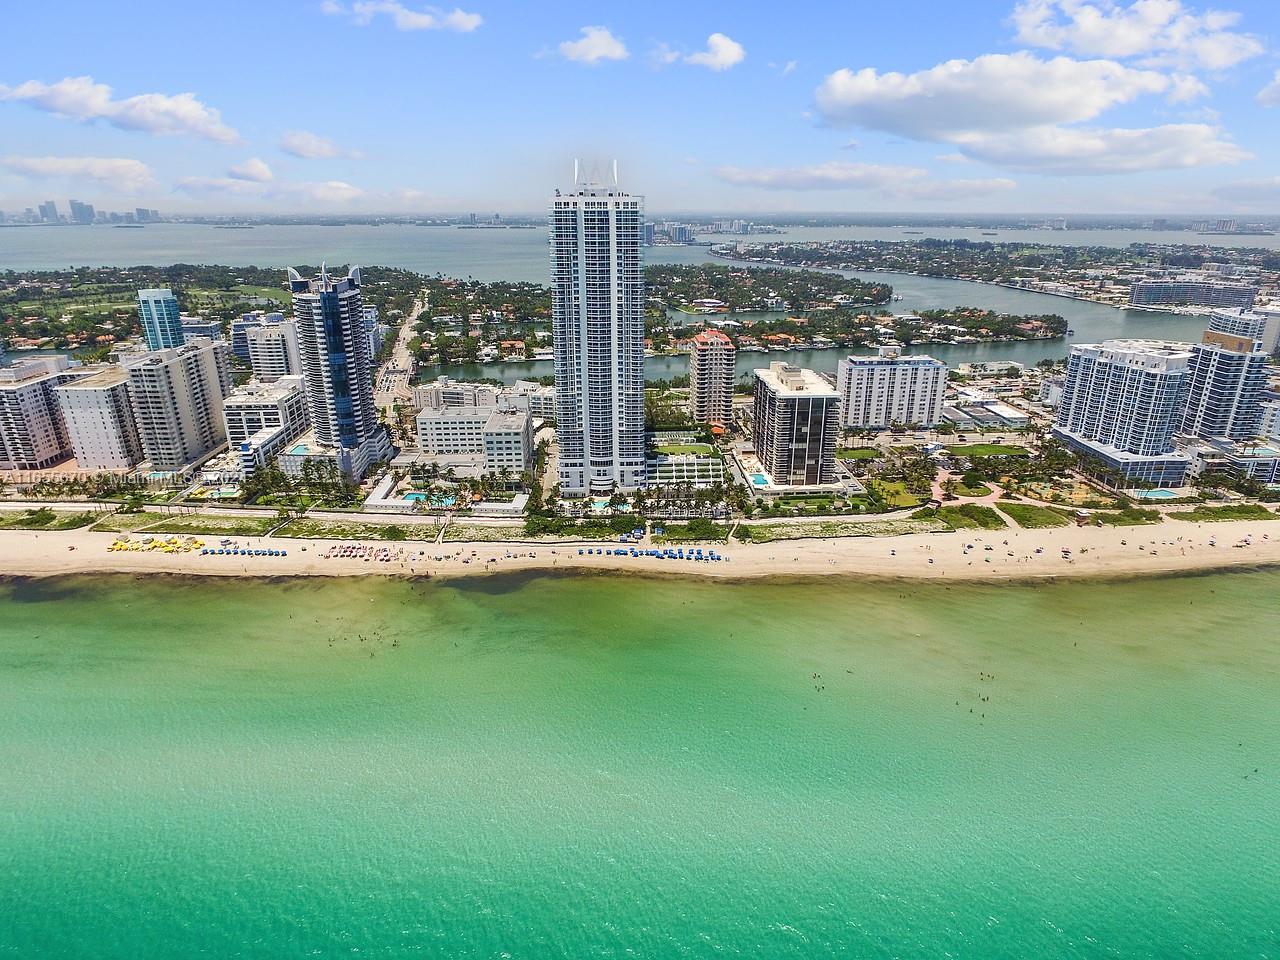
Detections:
[1, 572, 1277, 958]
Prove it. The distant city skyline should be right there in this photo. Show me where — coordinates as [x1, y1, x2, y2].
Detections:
[2, 1, 1279, 215]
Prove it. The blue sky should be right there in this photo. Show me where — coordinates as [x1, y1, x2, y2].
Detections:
[2, 0, 1279, 215]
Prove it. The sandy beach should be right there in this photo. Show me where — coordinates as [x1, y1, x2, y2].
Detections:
[2, 520, 1279, 582]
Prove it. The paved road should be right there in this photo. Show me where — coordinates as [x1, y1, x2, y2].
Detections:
[374, 293, 425, 411]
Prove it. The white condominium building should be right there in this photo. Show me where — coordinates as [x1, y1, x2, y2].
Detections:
[122, 340, 233, 474]
[837, 346, 946, 430]
[1182, 316, 1270, 441]
[54, 367, 144, 471]
[246, 319, 302, 381]
[222, 377, 309, 478]
[550, 170, 646, 494]
[752, 362, 841, 486]
[0, 357, 91, 470]
[689, 329, 736, 429]
[1053, 339, 1192, 486]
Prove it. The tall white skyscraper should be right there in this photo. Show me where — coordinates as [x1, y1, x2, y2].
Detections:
[288, 264, 390, 480]
[1182, 315, 1270, 441]
[550, 168, 646, 495]
[122, 340, 233, 474]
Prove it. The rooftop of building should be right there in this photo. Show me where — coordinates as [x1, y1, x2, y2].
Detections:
[223, 376, 304, 405]
[0, 355, 71, 383]
[1070, 339, 1195, 362]
[693, 330, 735, 346]
[484, 409, 531, 433]
[755, 362, 840, 397]
[54, 366, 129, 390]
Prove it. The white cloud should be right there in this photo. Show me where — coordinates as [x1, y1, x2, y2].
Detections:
[0, 76, 237, 142]
[781, 60, 797, 76]
[1011, 0, 1264, 70]
[559, 26, 628, 64]
[323, 1, 482, 32]
[1258, 70, 1280, 106]
[279, 130, 361, 159]
[813, 51, 1242, 174]
[1, 155, 155, 192]
[713, 161, 1016, 200]
[1167, 72, 1209, 102]
[177, 176, 366, 205]
[951, 122, 1249, 173]
[815, 53, 1170, 137]
[1213, 177, 1280, 203]
[841, 139, 860, 150]
[649, 43, 680, 67]
[685, 33, 745, 71]
[227, 158, 274, 183]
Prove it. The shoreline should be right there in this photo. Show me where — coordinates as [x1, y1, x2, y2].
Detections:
[3, 519, 1279, 584]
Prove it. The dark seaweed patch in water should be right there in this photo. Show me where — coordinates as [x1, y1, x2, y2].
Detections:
[0, 575, 116, 604]
[437, 569, 576, 595]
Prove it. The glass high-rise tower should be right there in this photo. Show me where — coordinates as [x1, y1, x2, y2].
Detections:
[550, 168, 646, 495]
[288, 264, 389, 480]
[138, 288, 185, 350]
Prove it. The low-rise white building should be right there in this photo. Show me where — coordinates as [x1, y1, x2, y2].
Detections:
[415, 404, 533, 474]
[222, 376, 309, 477]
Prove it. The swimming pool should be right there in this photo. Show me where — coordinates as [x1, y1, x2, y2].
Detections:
[750, 473, 769, 486]
[287, 444, 310, 456]
[403, 492, 456, 506]
[1137, 489, 1178, 500]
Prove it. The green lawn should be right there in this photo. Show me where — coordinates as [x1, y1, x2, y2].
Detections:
[946, 443, 1030, 457]
[653, 520, 730, 543]
[836, 446, 882, 460]
[145, 513, 280, 537]
[1168, 504, 1277, 522]
[653, 443, 715, 456]
[933, 504, 1007, 530]
[0, 509, 99, 531]
[91, 511, 169, 533]
[998, 503, 1070, 528]
[739, 517, 950, 542]
[869, 480, 926, 509]
[951, 482, 992, 497]
[276, 518, 440, 540]
[443, 524, 531, 542]
[1089, 508, 1162, 526]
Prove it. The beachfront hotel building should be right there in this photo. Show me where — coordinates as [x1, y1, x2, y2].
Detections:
[122, 340, 233, 475]
[54, 367, 144, 471]
[836, 346, 947, 430]
[550, 168, 646, 495]
[221, 376, 309, 478]
[0, 356, 92, 470]
[689, 329, 736, 430]
[415, 403, 534, 475]
[246, 319, 302, 381]
[1052, 340, 1192, 486]
[1182, 315, 1270, 442]
[752, 362, 840, 486]
[137, 288, 185, 350]
[288, 264, 391, 481]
